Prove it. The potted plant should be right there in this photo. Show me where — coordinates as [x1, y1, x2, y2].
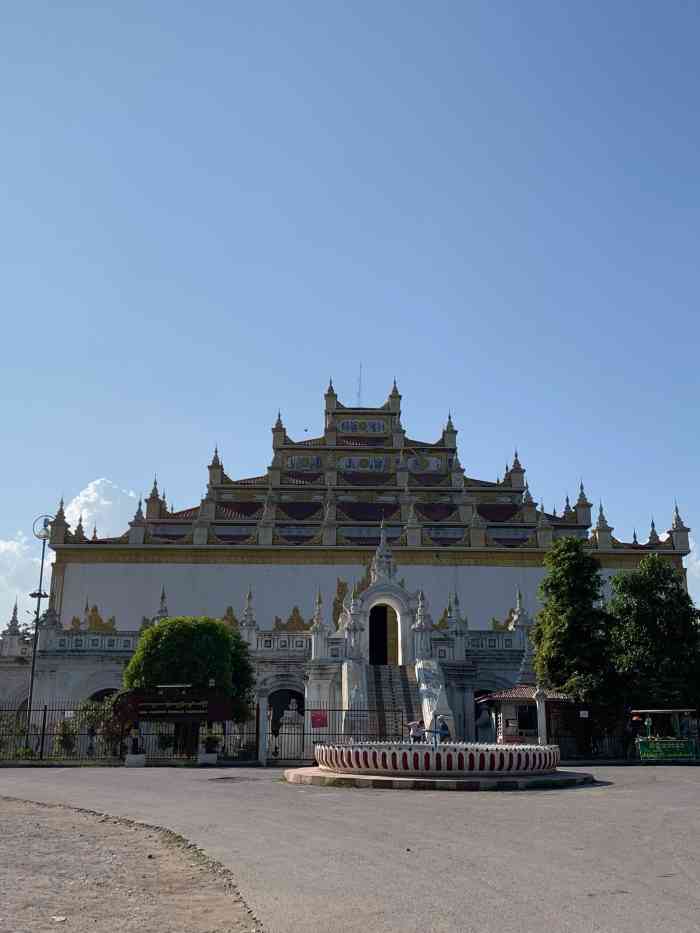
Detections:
[198, 730, 220, 765]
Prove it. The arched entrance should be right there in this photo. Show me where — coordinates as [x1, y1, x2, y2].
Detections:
[369, 605, 399, 665]
[268, 688, 305, 733]
[267, 688, 305, 761]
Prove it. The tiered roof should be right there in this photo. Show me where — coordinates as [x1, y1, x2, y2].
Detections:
[50, 383, 690, 556]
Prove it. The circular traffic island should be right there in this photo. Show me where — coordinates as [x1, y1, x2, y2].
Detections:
[284, 741, 595, 791]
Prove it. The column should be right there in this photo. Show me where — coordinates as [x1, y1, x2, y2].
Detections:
[463, 686, 476, 742]
[257, 693, 269, 765]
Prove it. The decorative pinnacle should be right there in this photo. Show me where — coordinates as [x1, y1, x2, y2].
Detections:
[632, 529, 638, 544]
[211, 446, 220, 467]
[672, 501, 688, 531]
[150, 475, 159, 498]
[516, 586, 523, 611]
[326, 377, 335, 394]
[274, 410, 284, 429]
[596, 501, 611, 530]
[446, 411, 455, 431]
[92, 525, 98, 541]
[648, 517, 660, 544]
[523, 483, 534, 505]
[390, 378, 400, 396]
[133, 497, 145, 522]
[55, 497, 66, 521]
[7, 598, 20, 633]
[577, 480, 589, 506]
[512, 449, 522, 470]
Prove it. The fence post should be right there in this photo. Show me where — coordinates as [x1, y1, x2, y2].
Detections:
[38, 706, 48, 760]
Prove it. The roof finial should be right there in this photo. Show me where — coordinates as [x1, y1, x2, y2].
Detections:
[274, 410, 283, 429]
[150, 475, 159, 498]
[327, 377, 335, 394]
[648, 517, 660, 545]
[6, 598, 20, 634]
[523, 483, 534, 505]
[446, 411, 454, 431]
[672, 501, 688, 531]
[632, 528, 638, 544]
[55, 497, 66, 521]
[92, 524, 98, 541]
[596, 501, 610, 530]
[512, 449, 522, 470]
[211, 445, 220, 467]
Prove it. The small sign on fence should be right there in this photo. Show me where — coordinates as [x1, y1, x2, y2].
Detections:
[310, 710, 328, 728]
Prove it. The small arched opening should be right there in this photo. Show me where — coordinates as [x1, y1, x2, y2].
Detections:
[268, 688, 305, 735]
[369, 604, 399, 665]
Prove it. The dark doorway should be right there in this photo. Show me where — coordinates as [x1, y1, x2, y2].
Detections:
[369, 605, 388, 665]
[268, 689, 305, 734]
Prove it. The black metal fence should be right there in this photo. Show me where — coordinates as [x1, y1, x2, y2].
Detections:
[0, 703, 258, 764]
[0, 703, 126, 762]
[268, 707, 406, 762]
[138, 716, 258, 762]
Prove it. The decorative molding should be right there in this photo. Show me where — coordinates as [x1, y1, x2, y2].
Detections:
[52, 545, 684, 570]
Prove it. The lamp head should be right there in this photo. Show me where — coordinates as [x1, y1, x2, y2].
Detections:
[33, 515, 53, 541]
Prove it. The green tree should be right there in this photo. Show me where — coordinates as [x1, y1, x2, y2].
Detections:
[532, 537, 615, 703]
[609, 556, 700, 708]
[123, 617, 254, 721]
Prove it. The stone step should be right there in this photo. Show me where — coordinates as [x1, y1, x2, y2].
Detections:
[364, 664, 422, 738]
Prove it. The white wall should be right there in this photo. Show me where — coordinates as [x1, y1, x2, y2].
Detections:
[57, 559, 555, 632]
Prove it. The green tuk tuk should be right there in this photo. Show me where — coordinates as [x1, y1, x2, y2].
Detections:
[632, 708, 698, 760]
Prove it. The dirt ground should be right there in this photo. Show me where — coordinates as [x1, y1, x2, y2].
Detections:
[0, 797, 263, 933]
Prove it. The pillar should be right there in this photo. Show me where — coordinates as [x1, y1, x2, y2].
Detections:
[257, 693, 269, 765]
[463, 686, 475, 742]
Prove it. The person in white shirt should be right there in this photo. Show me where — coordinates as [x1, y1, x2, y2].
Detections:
[408, 719, 425, 744]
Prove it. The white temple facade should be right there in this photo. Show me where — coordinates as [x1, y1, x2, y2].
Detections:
[0, 382, 690, 754]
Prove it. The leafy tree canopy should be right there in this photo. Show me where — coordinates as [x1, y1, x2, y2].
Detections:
[609, 556, 700, 709]
[532, 537, 614, 702]
[123, 617, 255, 720]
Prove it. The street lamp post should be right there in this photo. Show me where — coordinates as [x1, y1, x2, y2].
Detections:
[25, 514, 53, 743]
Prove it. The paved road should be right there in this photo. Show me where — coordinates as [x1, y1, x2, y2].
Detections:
[1, 766, 699, 933]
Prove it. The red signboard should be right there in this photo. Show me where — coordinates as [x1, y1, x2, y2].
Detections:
[310, 710, 328, 728]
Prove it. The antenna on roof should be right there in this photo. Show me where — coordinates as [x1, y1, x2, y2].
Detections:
[357, 362, 363, 407]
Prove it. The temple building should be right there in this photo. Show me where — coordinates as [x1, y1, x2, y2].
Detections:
[0, 381, 691, 753]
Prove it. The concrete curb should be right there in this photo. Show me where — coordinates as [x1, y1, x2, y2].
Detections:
[284, 767, 596, 791]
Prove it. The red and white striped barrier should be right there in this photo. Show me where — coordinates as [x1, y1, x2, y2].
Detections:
[315, 742, 560, 776]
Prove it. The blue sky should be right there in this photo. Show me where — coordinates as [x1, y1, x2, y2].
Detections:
[2, 1, 699, 621]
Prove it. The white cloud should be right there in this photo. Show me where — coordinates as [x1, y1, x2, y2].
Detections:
[0, 532, 42, 629]
[0, 479, 137, 630]
[64, 478, 137, 538]
[686, 536, 700, 608]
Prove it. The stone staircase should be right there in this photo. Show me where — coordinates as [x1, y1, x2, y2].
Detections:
[365, 665, 422, 740]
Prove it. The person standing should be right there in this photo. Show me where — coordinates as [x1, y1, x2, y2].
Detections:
[438, 715, 451, 743]
[408, 719, 425, 744]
